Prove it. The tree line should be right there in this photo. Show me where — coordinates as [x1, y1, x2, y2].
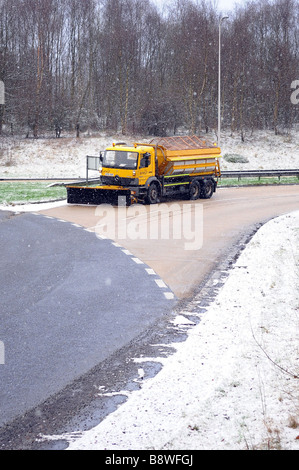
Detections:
[0, 0, 298, 139]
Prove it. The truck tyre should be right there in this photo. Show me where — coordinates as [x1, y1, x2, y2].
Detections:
[146, 182, 160, 204]
[200, 179, 214, 199]
[189, 180, 200, 200]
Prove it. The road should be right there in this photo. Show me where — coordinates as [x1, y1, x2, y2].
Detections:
[39, 185, 299, 298]
[0, 184, 298, 447]
[0, 210, 175, 429]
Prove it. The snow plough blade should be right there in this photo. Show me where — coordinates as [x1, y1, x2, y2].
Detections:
[66, 185, 132, 206]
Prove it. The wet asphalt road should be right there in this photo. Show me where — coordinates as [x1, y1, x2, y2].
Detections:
[0, 210, 175, 428]
[40, 185, 299, 298]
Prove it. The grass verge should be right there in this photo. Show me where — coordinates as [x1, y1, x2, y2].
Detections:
[218, 176, 299, 187]
[0, 182, 66, 205]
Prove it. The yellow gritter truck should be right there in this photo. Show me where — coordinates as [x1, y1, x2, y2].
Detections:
[66, 135, 221, 205]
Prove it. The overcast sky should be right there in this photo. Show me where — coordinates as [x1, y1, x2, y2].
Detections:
[152, 0, 247, 13]
[215, 0, 246, 12]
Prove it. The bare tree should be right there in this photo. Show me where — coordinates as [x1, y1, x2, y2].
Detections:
[0, 0, 298, 137]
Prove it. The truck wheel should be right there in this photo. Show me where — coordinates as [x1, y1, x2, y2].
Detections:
[200, 179, 214, 199]
[146, 182, 160, 204]
[189, 180, 200, 200]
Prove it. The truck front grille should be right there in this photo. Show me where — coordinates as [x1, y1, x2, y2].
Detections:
[101, 175, 138, 186]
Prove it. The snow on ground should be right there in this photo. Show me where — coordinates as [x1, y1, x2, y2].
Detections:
[38, 210, 299, 451]
[220, 127, 299, 171]
[0, 127, 298, 179]
[0, 200, 67, 213]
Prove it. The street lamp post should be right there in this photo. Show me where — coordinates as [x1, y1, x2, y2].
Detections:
[218, 16, 228, 149]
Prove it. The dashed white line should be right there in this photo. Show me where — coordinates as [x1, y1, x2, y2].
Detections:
[132, 257, 144, 264]
[145, 268, 156, 275]
[164, 292, 175, 300]
[122, 249, 133, 256]
[155, 279, 167, 288]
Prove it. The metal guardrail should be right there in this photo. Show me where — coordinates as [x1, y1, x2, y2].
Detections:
[221, 169, 299, 180]
[0, 178, 74, 181]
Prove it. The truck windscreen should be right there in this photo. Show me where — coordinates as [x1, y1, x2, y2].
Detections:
[103, 150, 138, 169]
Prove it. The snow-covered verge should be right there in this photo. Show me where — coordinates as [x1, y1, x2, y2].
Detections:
[38, 210, 299, 451]
[0, 127, 298, 179]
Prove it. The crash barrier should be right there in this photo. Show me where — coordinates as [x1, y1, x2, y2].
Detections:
[221, 169, 299, 181]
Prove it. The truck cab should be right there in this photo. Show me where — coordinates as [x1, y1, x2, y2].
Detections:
[100, 143, 155, 188]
